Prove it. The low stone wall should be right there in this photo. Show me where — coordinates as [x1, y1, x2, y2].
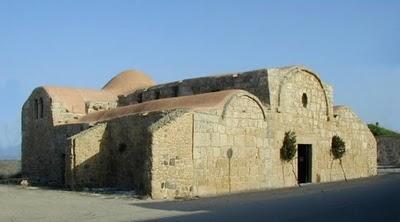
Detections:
[377, 136, 400, 166]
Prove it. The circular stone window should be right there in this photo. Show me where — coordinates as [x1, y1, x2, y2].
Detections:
[302, 93, 308, 108]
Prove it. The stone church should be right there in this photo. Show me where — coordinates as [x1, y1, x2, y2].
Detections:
[22, 65, 377, 199]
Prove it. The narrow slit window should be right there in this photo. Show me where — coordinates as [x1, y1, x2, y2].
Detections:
[34, 99, 39, 119]
[137, 93, 143, 103]
[173, 85, 179, 97]
[39, 98, 44, 118]
[119, 143, 127, 153]
[155, 90, 161, 99]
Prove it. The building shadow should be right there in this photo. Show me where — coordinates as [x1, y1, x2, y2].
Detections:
[68, 114, 163, 195]
[128, 174, 400, 222]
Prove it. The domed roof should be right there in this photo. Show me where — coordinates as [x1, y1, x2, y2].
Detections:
[102, 70, 156, 95]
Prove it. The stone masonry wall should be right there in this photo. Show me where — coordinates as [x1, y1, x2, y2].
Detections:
[23, 66, 377, 199]
[192, 95, 268, 197]
[66, 113, 166, 195]
[51, 102, 85, 125]
[267, 67, 332, 119]
[333, 107, 377, 178]
[148, 86, 376, 199]
[118, 69, 270, 107]
[104, 114, 157, 192]
[85, 101, 118, 114]
[22, 88, 87, 186]
[22, 89, 57, 184]
[65, 123, 109, 188]
[377, 136, 400, 166]
[265, 68, 332, 187]
[151, 112, 194, 199]
[52, 101, 117, 126]
[266, 70, 376, 186]
[51, 124, 83, 185]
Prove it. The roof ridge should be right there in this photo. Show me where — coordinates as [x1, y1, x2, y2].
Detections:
[77, 89, 249, 124]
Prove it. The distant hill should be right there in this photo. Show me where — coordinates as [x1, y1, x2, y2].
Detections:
[368, 124, 400, 137]
[0, 144, 21, 160]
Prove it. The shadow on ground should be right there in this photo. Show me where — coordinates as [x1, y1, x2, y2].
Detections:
[130, 174, 400, 222]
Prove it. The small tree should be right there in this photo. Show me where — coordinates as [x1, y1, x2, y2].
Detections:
[331, 135, 346, 159]
[331, 135, 347, 181]
[281, 131, 297, 162]
[280, 131, 299, 186]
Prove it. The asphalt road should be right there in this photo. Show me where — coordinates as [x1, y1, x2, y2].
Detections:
[135, 173, 400, 222]
[1, 173, 399, 222]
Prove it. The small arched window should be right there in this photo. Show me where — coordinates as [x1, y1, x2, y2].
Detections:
[302, 93, 308, 108]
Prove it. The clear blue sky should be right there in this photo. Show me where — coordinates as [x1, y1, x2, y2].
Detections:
[0, 0, 399, 148]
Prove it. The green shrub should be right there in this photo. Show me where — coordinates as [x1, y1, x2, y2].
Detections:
[281, 131, 297, 162]
[331, 135, 346, 159]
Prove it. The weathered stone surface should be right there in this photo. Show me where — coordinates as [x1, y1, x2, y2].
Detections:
[118, 69, 270, 106]
[377, 136, 400, 166]
[21, 65, 377, 199]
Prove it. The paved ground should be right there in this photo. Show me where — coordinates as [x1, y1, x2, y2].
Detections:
[1, 173, 399, 222]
